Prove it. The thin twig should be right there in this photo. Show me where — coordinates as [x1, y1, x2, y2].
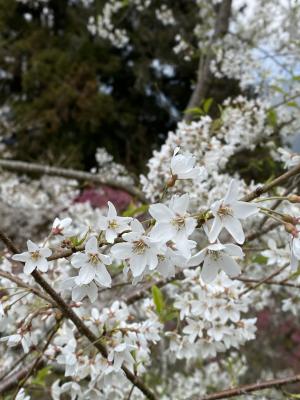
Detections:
[239, 264, 289, 298]
[198, 373, 300, 400]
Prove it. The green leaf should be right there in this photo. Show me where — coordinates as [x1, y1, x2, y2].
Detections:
[287, 101, 299, 108]
[31, 366, 52, 386]
[122, 203, 149, 217]
[252, 254, 268, 265]
[203, 98, 213, 114]
[183, 107, 204, 116]
[267, 109, 277, 127]
[270, 84, 285, 93]
[164, 310, 179, 321]
[151, 285, 165, 315]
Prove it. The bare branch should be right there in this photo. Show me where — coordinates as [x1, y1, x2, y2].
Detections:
[198, 374, 300, 400]
[0, 159, 147, 203]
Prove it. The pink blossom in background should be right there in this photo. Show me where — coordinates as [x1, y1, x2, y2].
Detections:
[74, 185, 132, 211]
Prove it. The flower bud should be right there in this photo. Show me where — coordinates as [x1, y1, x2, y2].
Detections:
[288, 194, 300, 203]
[166, 174, 177, 188]
[282, 214, 298, 225]
[284, 223, 298, 236]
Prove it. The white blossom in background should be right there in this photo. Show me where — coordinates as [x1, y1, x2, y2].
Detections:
[155, 4, 176, 26]
[12, 240, 52, 274]
[278, 147, 300, 169]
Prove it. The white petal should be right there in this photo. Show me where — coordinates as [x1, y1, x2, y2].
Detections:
[27, 240, 39, 252]
[76, 265, 95, 284]
[107, 201, 117, 218]
[12, 252, 30, 263]
[72, 286, 85, 302]
[130, 219, 145, 234]
[224, 179, 239, 204]
[201, 256, 219, 283]
[99, 253, 111, 265]
[149, 223, 175, 242]
[36, 257, 48, 272]
[24, 261, 36, 274]
[188, 250, 206, 266]
[149, 203, 174, 222]
[95, 265, 112, 287]
[208, 216, 223, 243]
[71, 253, 89, 268]
[221, 254, 241, 277]
[110, 243, 132, 259]
[232, 201, 258, 219]
[39, 247, 52, 258]
[130, 255, 146, 277]
[223, 216, 245, 244]
[171, 194, 189, 214]
[88, 282, 98, 303]
[223, 243, 244, 258]
[106, 229, 117, 243]
[146, 251, 158, 270]
[85, 237, 98, 253]
[96, 216, 108, 230]
[185, 217, 197, 236]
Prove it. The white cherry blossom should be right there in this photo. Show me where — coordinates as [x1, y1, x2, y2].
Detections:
[111, 219, 161, 278]
[12, 240, 52, 274]
[208, 179, 258, 244]
[51, 217, 73, 236]
[71, 237, 111, 287]
[188, 243, 243, 283]
[170, 147, 203, 180]
[149, 194, 197, 258]
[108, 342, 136, 372]
[96, 201, 132, 243]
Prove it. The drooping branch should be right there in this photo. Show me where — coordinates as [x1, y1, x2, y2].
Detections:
[198, 373, 300, 400]
[184, 0, 232, 121]
[0, 159, 147, 203]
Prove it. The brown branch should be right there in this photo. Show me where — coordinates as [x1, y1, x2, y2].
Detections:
[184, 0, 232, 121]
[0, 230, 157, 400]
[241, 162, 300, 202]
[239, 264, 289, 298]
[0, 159, 147, 203]
[237, 276, 300, 289]
[0, 358, 45, 395]
[199, 373, 300, 400]
[12, 317, 63, 399]
[0, 270, 56, 307]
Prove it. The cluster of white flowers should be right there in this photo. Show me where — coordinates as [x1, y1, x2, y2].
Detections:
[155, 5, 176, 26]
[167, 269, 257, 360]
[93, 147, 134, 186]
[141, 96, 272, 208]
[88, 0, 151, 48]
